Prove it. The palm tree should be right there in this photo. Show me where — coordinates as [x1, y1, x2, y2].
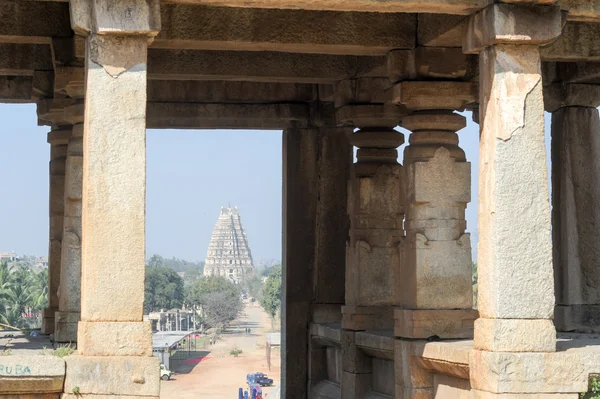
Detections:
[0, 261, 13, 315]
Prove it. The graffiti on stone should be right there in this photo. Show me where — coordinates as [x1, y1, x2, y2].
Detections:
[0, 364, 32, 375]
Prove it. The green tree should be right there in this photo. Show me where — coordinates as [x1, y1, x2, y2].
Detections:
[241, 272, 264, 303]
[144, 266, 184, 313]
[261, 265, 282, 330]
[0, 261, 48, 329]
[185, 276, 242, 330]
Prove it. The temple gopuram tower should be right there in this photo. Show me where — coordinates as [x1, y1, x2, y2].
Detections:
[204, 206, 255, 282]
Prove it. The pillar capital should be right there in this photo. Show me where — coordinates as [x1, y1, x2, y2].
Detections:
[70, 0, 161, 37]
[387, 47, 477, 83]
[336, 104, 405, 129]
[392, 81, 478, 111]
[463, 3, 565, 54]
[544, 82, 600, 112]
[47, 127, 72, 146]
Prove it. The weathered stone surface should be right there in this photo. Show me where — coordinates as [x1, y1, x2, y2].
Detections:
[148, 49, 387, 83]
[163, 0, 489, 15]
[541, 22, 600, 62]
[418, 14, 468, 47]
[552, 107, 600, 333]
[559, 0, 600, 22]
[395, 340, 433, 389]
[556, 305, 600, 333]
[434, 374, 470, 399]
[70, 0, 161, 36]
[0, 44, 53, 75]
[469, 349, 600, 393]
[392, 81, 478, 110]
[341, 330, 371, 374]
[313, 127, 352, 305]
[477, 44, 555, 322]
[471, 391, 578, 398]
[544, 83, 600, 112]
[147, 80, 318, 103]
[78, 321, 152, 356]
[156, 5, 416, 54]
[282, 128, 318, 398]
[0, 356, 65, 394]
[0, 76, 32, 102]
[341, 306, 394, 331]
[341, 370, 370, 399]
[335, 78, 391, 107]
[464, 3, 564, 54]
[387, 48, 477, 82]
[64, 355, 159, 396]
[336, 104, 404, 128]
[81, 34, 148, 322]
[395, 309, 477, 339]
[146, 102, 309, 130]
[0, 1, 71, 43]
[474, 319, 556, 352]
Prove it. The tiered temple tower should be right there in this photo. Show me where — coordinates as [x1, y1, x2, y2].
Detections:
[204, 206, 254, 283]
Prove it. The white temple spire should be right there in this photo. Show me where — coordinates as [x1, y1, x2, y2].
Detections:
[204, 205, 254, 283]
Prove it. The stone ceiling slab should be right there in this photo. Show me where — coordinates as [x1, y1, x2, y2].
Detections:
[147, 49, 387, 83]
[160, 0, 490, 15]
[155, 4, 416, 55]
[0, 0, 71, 44]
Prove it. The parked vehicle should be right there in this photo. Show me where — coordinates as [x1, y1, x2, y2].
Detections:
[246, 372, 273, 387]
[160, 364, 172, 381]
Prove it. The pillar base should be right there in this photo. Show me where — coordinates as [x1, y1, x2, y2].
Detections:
[42, 307, 58, 335]
[54, 311, 80, 343]
[394, 308, 478, 339]
[64, 355, 159, 397]
[78, 321, 152, 356]
[342, 306, 393, 331]
[474, 318, 556, 352]
[555, 305, 600, 333]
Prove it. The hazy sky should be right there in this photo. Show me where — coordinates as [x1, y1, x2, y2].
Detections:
[0, 103, 554, 263]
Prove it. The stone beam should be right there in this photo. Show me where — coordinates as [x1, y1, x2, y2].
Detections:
[145, 102, 310, 129]
[0, 75, 32, 102]
[160, 0, 490, 15]
[540, 21, 600, 62]
[558, 0, 600, 22]
[154, 4, 415, 55]
[543, 62, 600, 85]
[147, 80, 321, 103]
[0, 0, 71, 44]
[0, 43, 53, 75]
[147, 49, 387, 83]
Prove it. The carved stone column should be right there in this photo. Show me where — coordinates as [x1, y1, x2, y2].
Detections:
[465, 4, 562, 397]
[42, 129, 69, 335]
[63, 1, 161, 398]
[393, 82, 479, 341]
[337, 104, 404, 399]
[55, 86, 85, 342]
[545, 83, 600, 333]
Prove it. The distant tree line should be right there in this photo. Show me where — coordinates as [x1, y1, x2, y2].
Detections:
[143, 256, 282, 332]
[0, 261, 48, 329]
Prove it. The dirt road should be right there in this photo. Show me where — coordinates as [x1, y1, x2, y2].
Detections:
[160, 303, 281, 399]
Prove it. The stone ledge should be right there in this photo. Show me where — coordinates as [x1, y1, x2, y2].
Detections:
[342, 306, 394, 331]
[395, 308, 478, 339]
[310, 323, 342, 347]
[0, 355, 65, 394]
[64, 355, 160, 396]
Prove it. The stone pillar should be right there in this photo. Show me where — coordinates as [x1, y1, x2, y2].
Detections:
[312, 126, 352, 324]
[392, 82, 479, 340]
[63, 2, 161, 398]
[545, 83, 600, 333]
[282, 126, 319, 399]
[55, 103, 84, 343]
[42, 129, 69, 335]
[336, 104, 404, 399]
[464, 4, 562, 397]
